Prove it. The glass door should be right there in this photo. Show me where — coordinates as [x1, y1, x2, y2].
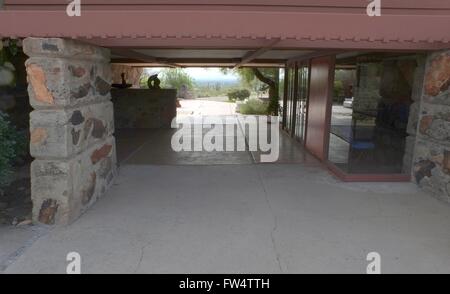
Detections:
[294, 62, 310, 142]
[284, 64, 296, 134]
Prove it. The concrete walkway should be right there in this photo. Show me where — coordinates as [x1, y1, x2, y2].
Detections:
[115, 124, 319, 166]
[177, 99, 236, 118]
[2, 101, 450, 273]
[4, 163, 450, 274]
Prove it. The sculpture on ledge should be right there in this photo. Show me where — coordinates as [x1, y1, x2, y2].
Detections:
[112, 73, 132, 89]
[147, 74, 161, 90]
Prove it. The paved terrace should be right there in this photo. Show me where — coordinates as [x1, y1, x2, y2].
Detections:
[2, 109, 450, 274]
[3, 163, 450, 274]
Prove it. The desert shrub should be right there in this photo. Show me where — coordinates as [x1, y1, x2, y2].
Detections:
[227, 89, 251, 101]
[160, 68, 194, 91]
[239, 99, 268, 115]
[0, 111, 27, 189]
[333, 80, 344, 103]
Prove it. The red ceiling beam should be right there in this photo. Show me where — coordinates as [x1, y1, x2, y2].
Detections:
[0, 10, 449, 50]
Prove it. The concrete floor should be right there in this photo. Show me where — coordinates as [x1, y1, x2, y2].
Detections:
[177, 99, 237, 118]
[2, 102, 450, 273]
[4, 164, 450, 274]
[115, 116, 318, 166]
[0, 225, 49, 272]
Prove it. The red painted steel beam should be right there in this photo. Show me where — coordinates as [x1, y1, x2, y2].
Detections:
[0, 10, 449, 50]
[234, 38, 280, 68]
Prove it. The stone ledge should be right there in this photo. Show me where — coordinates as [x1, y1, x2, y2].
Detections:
[23, 38, 110, 62]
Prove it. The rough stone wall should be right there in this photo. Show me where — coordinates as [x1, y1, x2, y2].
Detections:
[111, 64, 143, 88]
[413, 50, 450, 203]
[111, 88, 177, 129]
[23, 38, 117, 225]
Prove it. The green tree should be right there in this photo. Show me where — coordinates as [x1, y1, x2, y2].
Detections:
[159, 68, 195, 91]
[223, 68, 280, 115]
[334, 80, 344, 99]
[139, 73, 149, 89]
[227, 89, 251, 101]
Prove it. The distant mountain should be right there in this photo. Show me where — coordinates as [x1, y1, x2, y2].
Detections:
[194, 79, 239, 86]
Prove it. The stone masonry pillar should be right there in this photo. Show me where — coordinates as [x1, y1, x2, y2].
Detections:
[413, 50, 450, 203]
[23, 38, 117, 225]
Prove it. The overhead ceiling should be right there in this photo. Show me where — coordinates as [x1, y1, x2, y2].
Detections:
[111, 48, 314, 68]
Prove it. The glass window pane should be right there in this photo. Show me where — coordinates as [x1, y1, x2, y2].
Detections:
[328, 54, 419, 174]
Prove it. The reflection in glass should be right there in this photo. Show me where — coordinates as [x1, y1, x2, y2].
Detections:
[328, 55, 419, 174]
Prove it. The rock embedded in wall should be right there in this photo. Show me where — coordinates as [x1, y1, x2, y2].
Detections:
[38, 199, 59, 225]
[424, 52, 450, 99]
[26, 63, 54, 104]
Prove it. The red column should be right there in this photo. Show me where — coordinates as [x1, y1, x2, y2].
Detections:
[305, 56, 335, 161]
